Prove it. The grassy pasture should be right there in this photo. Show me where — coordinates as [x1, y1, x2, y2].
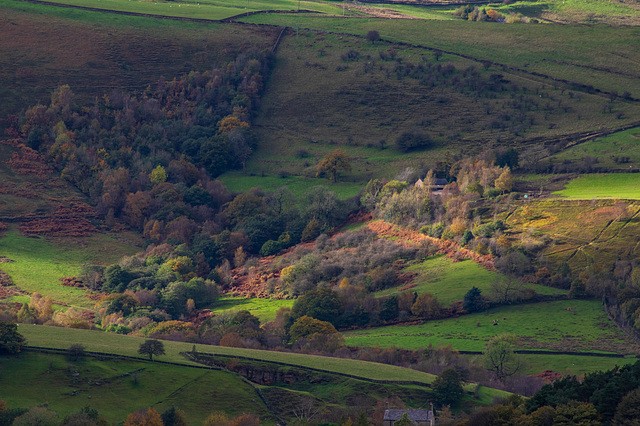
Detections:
[509, 353, 638, 377]
[28, 0, 343, 19]
[343, 299, 636, 354]
[18, 324, 439, 384]
[0, 352, 272, 424]
[218, 171, 362, 200]
[242, 13, 640, 100]
[209, 296, 294, 322]
[0, 228, 138, 307]
[248, 27, 619, 182]
[553, 174, 640, 200]
[375, 255, 565, 304]
[551, 127, 640, 170]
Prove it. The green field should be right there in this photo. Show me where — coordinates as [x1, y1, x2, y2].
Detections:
[551, 127, 640, 170]
[218, 172, 362, 201]
[0, 229, 138, 307]
[19, 0, 343, 20]
[0, 352, 272, 424]
[18, 325, 439, 384]
[210, 296, 294, 322]
[553, 174, 640, 199]
[242, 13, 640, 100]
[376, 255, 566, 304]
[343, 299, 636, 354]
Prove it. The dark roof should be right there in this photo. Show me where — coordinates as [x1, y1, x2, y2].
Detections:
[434, 178, 449, 186]
[383, 409, 433, 422]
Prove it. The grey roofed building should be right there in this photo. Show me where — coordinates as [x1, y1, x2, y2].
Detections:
[382, 408, 435, 425]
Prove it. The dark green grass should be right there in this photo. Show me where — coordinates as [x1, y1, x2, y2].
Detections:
[551, 127, 640, 171]
[375, 255, 565, 304]
[343, 300, 636, 354]
[242, 14, 640, 99]
[218, 172, 362, 200]
[0, 352, 272, 424]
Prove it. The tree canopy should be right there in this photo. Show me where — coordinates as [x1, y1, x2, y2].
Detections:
[138, 339, 165, 361]
[0, 320, 26, 354]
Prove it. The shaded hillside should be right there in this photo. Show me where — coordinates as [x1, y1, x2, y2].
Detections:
[0, 1, 277, 133]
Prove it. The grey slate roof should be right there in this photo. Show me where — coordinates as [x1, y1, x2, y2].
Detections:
[383, 409, 433, 422]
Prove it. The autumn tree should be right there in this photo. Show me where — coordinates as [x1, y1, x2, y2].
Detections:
[124, 408, 163, 426]
[495, 166, 514, 193]
[316, 149, 351, 183]
[483, 333, 521, 380]
[138, 339, 165, 361]
[411, 292, 443, 320]
[289, 315, 339, 341]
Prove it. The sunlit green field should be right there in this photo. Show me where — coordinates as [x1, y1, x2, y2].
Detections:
[18, 324, 438, 384]
[25, 0, 343, 20]
[375, 255, 566, 304]
[0, 229, 138, 307]
[343, 299, 634, 353]
[210, 296, 294, 322]
[553, 174, 640, 199]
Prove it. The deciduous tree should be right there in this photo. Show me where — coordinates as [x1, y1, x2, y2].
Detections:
[138, 339, 165, 361]
[483, 333, 521, 380]
[432, 367, 464, 407]
[316, 149, 351, 183]
[0, 320, 26, 354]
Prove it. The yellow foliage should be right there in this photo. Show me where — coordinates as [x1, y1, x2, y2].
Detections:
[450, 217, 467, 235]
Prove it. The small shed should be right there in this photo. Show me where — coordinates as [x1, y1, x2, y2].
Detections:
[433, 178, 449, 190]
[382, 408, 435, 426]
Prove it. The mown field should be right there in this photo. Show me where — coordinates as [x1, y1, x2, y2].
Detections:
[376, 255, 566, 304]
[343, 299, 638, 354]
[553, 174, 640, 199]
[0, 352, 273, 424]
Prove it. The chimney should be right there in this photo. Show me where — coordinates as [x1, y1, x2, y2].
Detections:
[385, 401, 389, 410]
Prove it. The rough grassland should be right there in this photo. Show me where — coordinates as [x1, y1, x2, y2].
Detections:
[243, 14, 640, 99]
[0, 229, 138, 307]
[553, 174, 640, 199]
[0, 352, 272, 424]
[504, 199, 640, 273]
[18, 324, 438, 384]
[551, 127, 640, 170]
[244, 26, 636, 182]
[376, 255, 565, 304]
[343, 300, 637, 354]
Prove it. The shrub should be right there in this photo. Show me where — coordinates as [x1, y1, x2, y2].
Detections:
[395, 131, 432, 152]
